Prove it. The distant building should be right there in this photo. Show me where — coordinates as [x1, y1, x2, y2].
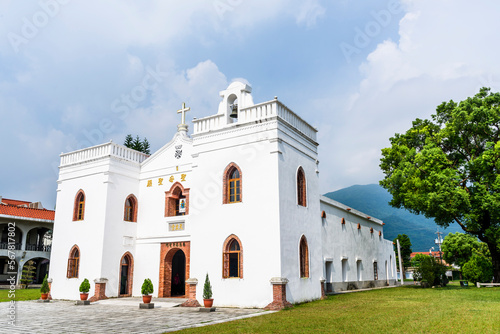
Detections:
[0, 197, 54, 285]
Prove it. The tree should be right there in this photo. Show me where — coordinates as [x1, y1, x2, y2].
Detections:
[462, 253, 493, 284]
[380, 88, 500, 282]
[413, 254, 447, 287]
[123, 134, 150, 155]
[394, 234, 412, 273]
[20, 260, 36, 289]
[442, 232, 481, 268]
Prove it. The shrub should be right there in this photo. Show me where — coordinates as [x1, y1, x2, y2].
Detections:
[203, 273, 212, 300]
[141, 278, 154, 295]
[20, 260, 36, 289]
[462, 253, 493, 284]
[79, 278, 90, 293]
[40, 274, 50, 294]
[413, 255, 447, 287]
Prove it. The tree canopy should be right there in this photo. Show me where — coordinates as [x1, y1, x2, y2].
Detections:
[442, 232, 481, 268]
[124, 134, 150, 155]
[380, 88, 500, 282]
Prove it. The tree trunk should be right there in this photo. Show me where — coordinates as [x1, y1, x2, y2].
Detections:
[487, 241, 500, 283]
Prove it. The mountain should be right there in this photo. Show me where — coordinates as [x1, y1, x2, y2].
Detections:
[323, 184, 463, 252]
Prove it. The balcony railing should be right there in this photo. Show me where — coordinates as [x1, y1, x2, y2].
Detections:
[0, 243, 22, 250]
[193, 100, 317, 142]
[25, 244, 52, 252]
[60, 141, 149, 167]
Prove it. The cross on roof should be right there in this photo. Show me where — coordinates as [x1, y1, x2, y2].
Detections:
[177, 102, 190, 125]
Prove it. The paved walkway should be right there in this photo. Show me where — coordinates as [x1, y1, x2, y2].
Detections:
[1, 298, 273, 333]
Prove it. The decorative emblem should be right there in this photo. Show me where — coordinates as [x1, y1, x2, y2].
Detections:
[175, 145, 183, 159]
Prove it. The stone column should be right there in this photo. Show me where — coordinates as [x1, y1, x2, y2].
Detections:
[264, 277, 293, 310]
[320, 277, 326, 300]
[180, 278, 201, 307]
[47, 278, 53, 300]
[89, 278, 108, 302]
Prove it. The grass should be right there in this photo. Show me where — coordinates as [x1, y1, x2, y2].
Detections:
[0, 288, 41, 302]
[178, 283, 500, 334]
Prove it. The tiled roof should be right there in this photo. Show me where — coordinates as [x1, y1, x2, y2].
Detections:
[0, 204, 55, 221]
[2, 198, 31, 206]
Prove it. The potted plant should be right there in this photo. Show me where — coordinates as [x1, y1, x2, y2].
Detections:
[141, 278, 154, 304]
[40, 274, 50, 300]
[79, 278, 90, 300]
[203, 273, 213, 308]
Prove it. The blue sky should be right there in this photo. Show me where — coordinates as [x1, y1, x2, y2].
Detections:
[1, 0, 499, 209]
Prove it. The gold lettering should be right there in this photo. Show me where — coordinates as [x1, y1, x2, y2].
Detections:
[147, 180, 152, 187]
[169, 176, 174, 183]
[158, 178, 163, 186]
[181, 174, 186, 181]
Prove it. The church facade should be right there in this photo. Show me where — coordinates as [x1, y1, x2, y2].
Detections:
[49, 81, 396, 308]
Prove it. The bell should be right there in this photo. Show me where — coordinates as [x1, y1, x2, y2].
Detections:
[230, 104, 238, 118]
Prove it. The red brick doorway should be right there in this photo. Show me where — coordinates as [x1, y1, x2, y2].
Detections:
[159, 241, 190, 297]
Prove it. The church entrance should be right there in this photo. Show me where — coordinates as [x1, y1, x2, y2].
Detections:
[119, 253, 133, 297]
[159, 241, 190, 298]
[171, 250, 185, 296]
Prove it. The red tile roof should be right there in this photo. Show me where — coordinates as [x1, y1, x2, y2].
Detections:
[2, 198, 32, 206]
[0, 204, 55, 221]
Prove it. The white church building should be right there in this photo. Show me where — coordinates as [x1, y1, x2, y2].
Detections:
[49, 81, 396, 309]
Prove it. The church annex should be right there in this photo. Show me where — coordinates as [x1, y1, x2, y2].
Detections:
[49, 81, 397, 308]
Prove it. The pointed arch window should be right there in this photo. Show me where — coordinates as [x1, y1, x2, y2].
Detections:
[124, 195, 138, 222]
[67, 245, 80, 278]
[223, 163, 242, 204]
[165, 183, 189, 217]
[73, 190, 85, 221]
[299, 235, 309, 278]
[297, 167, 306, 206]
[223, 235, 243, 278]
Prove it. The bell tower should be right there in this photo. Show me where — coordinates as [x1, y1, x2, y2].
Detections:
[217, 81, 254, 124]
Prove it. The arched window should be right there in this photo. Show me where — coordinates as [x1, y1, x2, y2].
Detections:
[299, 235, 309, 278]
[223, 163, 242, 204]
[223, 235, 243, 278]
[165, 183, 189, 217]
[73, 190, 85, 221]
[124, 195, 138, 222]
[297, 167, 306, 206]
[67, 245, 80, 278]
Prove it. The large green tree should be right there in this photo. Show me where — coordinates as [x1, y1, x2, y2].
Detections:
[380, 88, 500, 282]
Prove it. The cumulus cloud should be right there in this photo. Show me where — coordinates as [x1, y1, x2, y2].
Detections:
[319, 0, 500, 193]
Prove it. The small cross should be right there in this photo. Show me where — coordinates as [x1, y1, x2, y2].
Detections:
[177, 102, 190, 125]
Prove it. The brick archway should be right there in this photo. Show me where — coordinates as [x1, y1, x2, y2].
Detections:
[159, 241, 191, 297]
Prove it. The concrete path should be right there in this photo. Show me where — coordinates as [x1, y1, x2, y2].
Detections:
[1, 298, 273, 333]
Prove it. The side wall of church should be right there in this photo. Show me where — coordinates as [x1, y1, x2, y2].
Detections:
[320, 197, 397, 292]
[50, 159, 140, 299]
[276, 121, 322, 303]
[189, 122, 282, 308]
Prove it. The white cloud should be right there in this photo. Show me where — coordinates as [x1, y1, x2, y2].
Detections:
[296, 0, 326, 28]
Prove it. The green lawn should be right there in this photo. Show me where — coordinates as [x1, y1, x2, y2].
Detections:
[178, 284, 500, 334]
[0, 288, 41, 302]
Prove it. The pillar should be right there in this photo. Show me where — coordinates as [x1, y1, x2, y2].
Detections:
[320, 277, 326, 300]
[264, 277, 293, 310]
[89, 278, 108, 302]
[47, 278, 53, 300]
[180, 278, 201, 307]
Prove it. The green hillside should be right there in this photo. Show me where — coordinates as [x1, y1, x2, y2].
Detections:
[324, 184, 462, 252]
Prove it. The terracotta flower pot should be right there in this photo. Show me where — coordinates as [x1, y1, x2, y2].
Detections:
[41, 293, 49, 300]
[143, 295, 152, 304]
[203, 298, 214, 308]
[80, 293, 89, 301]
